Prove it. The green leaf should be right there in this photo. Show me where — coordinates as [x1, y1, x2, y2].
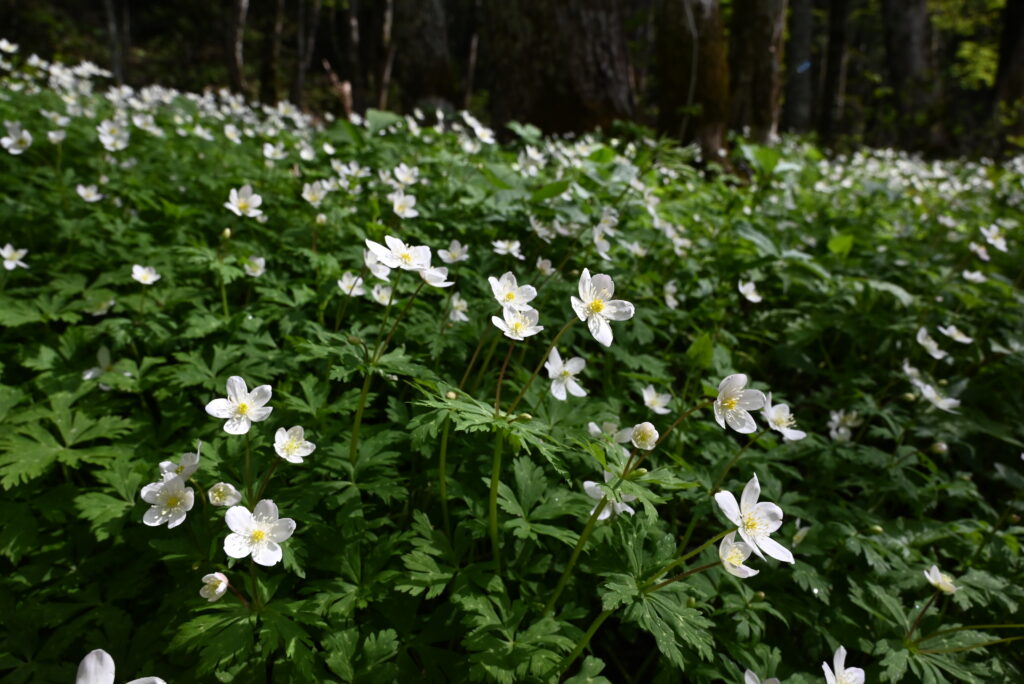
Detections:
[827, 233, 854, 257]
[531, 179, 571, 202]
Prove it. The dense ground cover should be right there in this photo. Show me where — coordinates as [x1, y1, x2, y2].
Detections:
[1, 45, 1023, 683]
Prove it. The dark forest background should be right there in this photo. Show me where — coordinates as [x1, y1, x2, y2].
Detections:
[3, 0, 1023, 158]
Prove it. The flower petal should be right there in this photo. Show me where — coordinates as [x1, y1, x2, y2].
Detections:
[736, 389, 766, 410]
[757, 535, 795, 563]
[269, 517, 296, 542]
[718, 373, 747, 395]
[252, 540, 283, 566]
[226, 376, 248, 403]
[551, 379, 567, 401]
[142, 507, 166, 526]
[223, 416, 251, 435]
[713, 491, 741, 525]
[588, 315, 613, 347]
[253, 499, 279, 522]
[248, 406, 273, 422]
[224, 506, 253, 534]
[603, 299, 634, 321]
[223, 532, 251, 559]
[205, 398, 234, 419]
[570, 296, 587, 322]
[77, 649, 117, 684]
[248, 384, 272, 407]
[565, 357, 586, 374]
[590, 273, 614, 299]
[740, 475, 761, 513]
[725, 409, 757, 434]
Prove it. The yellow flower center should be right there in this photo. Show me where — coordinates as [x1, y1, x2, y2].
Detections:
[251, 529, 267, 543]
[175, 464, 185, 475]
[284, 437, 302, 455]
[504, 292, 516, 302]
[560, 369, 571, 379]
[721, 397, 738, 411]
[237, 402, 250, 416]
[510, 321, 524, 334]
[237, 199, 249, 211]
[399, 251, 413, 264]
[587, 299, 605, 315]
[741, 513, 762, 535]
[165, 495, 181, 508]
[724, 546, 745, 566]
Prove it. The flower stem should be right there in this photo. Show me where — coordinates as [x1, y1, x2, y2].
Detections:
[489, 429, 505, 576]
[349, 372, 373, 467]
[917, 635, 1024, 654]
[507, 318, 576, 413]
[915, 623, 1024, 646]
[643, 561, 718, 593]
[459, 332, 490, 390]
[255, 460, 279, 501]
[624, 399, 713, 475]
[710, 429, 766, 493]
[552, 609, 613, 679]
[227, 580, 250, 610]
[643, 528, 734, 587]
[543, 498, 608, 617]
[244, 433, 254, 505]
[438, 416, 452, 539]
[375, 279, 426, 361]
[494, 341, 516, 414]
[905, 590, 940, 641]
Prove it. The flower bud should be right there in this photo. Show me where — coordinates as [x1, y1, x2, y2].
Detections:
[316, 213, 327, 225]
[753, 591, 766, 602]
[869, 524, 884, 534]
[222, 227, 231, 240]
[930, 442, 948, 454]
[445, 391, 457, 400]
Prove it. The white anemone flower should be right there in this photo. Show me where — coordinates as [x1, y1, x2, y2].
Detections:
[140, 474, 194, 529]
[536, 256, 555, 276]
[77, 184, 104, 202]
[159, 441, 201, 479]
[1, 122, 33, 154]
[420, 266, 454, 288]
[492, 239, 525, 260]
[937, 324, 973, 344]
[208, 482, 242, 507]
[76, 649, 165, 684]
[204, 376, 273, 435]
[822, 646, 864, 684]
[131, 264, 160, 285]
[449, 292, 469, 322]
[720, 532, 759, 579]
[364, 249, 392, 281]
[738, 280, 762, 303]
[743, 670, 779, 684]
[713, 374, 766, 434]
[492, 307, 543, 341]
[338, 271, 366, 296]
[243, 256, 266, 277]
[224, 184, 263, 217]
[391, 191, 419, 218]
[916, 327, 948, 360]
[714, 474, 794, 564]
[642, 384, 672, 415]
[962, 269, 987, 283]
[923, 564, 958, 594]
[371, 284, 393, 306]
[1, 243, 28, 270]
[224, 499, 296, 567]
[274, 426, 316, 464]
[588, 421, 634, 444]
[488, 271, 537, 312]
[365, 235, 431, 271]
[583, 471, 637, 520]
[630, 422, 659, 450]
[980, 224, 1008, 252]
[544, 348, 586, 400]
[199, 572, 229, 602]
[761, 392, 806, 441]
[571, 268, 635, 347]
[438, 239, 469, 264]
[301, 181, 327, 207]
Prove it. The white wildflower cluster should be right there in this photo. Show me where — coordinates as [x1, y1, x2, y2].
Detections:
[713, 373, 806, 441]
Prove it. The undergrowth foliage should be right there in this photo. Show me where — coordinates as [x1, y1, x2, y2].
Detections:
[1, 43, 1023, 684]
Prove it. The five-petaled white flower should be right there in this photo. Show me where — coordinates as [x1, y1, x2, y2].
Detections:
[76, 648, 166, 684]
[391, 191, 419, 218]
[545, 348, 586, 400]
[631, 421, 659, 450]
[338, 271, 366, 296]
[131, 264, 160, 285]
[224, 184, 263, 217]
[571, 268, 635, 347]
[738, 280, 762, 303]
[224, 499, 296, 567]
[199, 572, 229, 602]
[980, 224, 1008, 252]
[244, 256, 266, 277]
[828, 409, 862, 442]
[916, 327, 948, 360]
[2, 243, 29, 270]
[371, 283, 393, 306]
[714, 474, 794, 564]
[492, 239, 524, 260]
[365, 235, 431, 271]
[822, 646, 864, 684]
[642, 384, 672, 415]
[274, 426, 316, 464]
[208, 482, 242, 507]
[713, 374, 766, 434]
[301, 181, 327, 207]
[962, 269, 987, 283]
[762, 393, 806, 441]
[743, 670, 779, 684]
[140, 473, 194, 529]
[449, 292, 469, 322]
[159, 441, 201, 480]
[720, 532, 759, 579]
[1, 121, 32, 155]
[76, 184, 104, 202]
[923, 564, 958, 594]
[439, 239, 469, 264]
[583, 471, 637, 520]
[420, 266, 454, 288]
[492, 307, 543, 340]
[205, 376, 273, 435]
[489, 271, 537, 312]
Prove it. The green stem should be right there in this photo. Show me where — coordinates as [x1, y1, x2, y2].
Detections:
[439, 416, 452, 539]
[494, 341, 516, 415]
[255, 460, 279, 501]
[916, 624, 1024, 645]
[375, 279, 426, 361]
[244, 433, 254, 505]
[905, 591, 940, 641]
[710, 430, 767, 493]
[220, 276, 230, 319]
[459, 332, 490, 390]
[349, 372, 373, 466]
[470, 333, 501, 394]
[489, 429, 505, 576]
[249, 561, 262, 611]
[643, 528, 734, 587]
[507, 318, 576, 413]
[543, 498, 608, 616]
[644, 561, 719, 593]
[552, 610, 613, 679]
[918, 636, 1024, 654]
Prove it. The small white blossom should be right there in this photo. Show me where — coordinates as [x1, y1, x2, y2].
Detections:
[492, 306, 543, 340]
[76, 649, 166, 684]
[243, 256, 266, 277]
[545, 348, 586, 400]
[76, 184, 104, 202]
[364, 249, 392, 281]
[302, 181, 327, 207]
[571, 268, 635, 347]
[371, 283, 394, 306]
[274, 426, 316, 464]
[159, 441, 202, 480]
[827, 409, 862, 442]
[438, 239, 469, 264]
[223, 499, 296, 567]
[583, 471, 637, 520]
[720, 532, 759, 579]
[420, 265, 454, 288]
[208, 482, 242, 507]
[449, 292, 469, 322]
[338, 271, 366, 296]
[642, 385, 672, 415]
[204, 376, 273, 435]
[822, 646, 864, 684]
[492, 239, 525, 260]
[962, 269, 987, 283]
[714, 474, 794, 563]
[140, 474, 194, 529]
[713, 374, 765, 434]
[916, 327, 948, 360]
[199, 572, 229, 602]
[630, 422, 659, 450]
[488, 271, 537, 312]
[536, 256, 555, 276]
[2, 121, 33, 154]
[924, 564, 957, 594]
[1, 243, 28, 270]
[738, 280, 762, 303]
[365, 235, 431, 271]
[131, 264, 160, 285]
[937, 324, 973, 344]
[391, 191, 419, 218]
[224, 184, 263, 218]
[761, 392, 806, 441]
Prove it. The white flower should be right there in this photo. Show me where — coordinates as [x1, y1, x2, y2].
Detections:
[394, 163, 419, 186]
[263, 142, 287, 160]
[962, 269, 987, 283]
[302, 181, 327, 207]
[77, 184, 104, 202]
[968, 241, 990, 261]
[536, 256, 555, 276]
[743, 669, 779, 684]
[588, 421, 634, 444]
[159, 441, 201, 479]
[713, 374, 765, 434]
[761, 392, 806, 441]
[391, 191, 419, 218]
[365, 235, 431, 271]
[224, 184, 263, 218]
[488, 271, 537, 312]
[243, 256, 266, 277]
[664, 279, 679, 309]
[492, 307, 544, 340]
[48, 129, 67, 144]
[2, 121, 33, 155]
[338, 271, 366, 296]
[714, 474, 794, 563]
[420, 265, 454, 288]
[131, 264, 160, 285]
[918, 382, 961, 413]
[274, 426, 316, 464]
[224, 499, 296, 567]
[583, 471, 637, 520]
[827, 409, 862, 442]
[980, 224, 1008, 252]
[199, 572, 229, 602]
[438, 239, 469, 264]
[82, 345, 118, 386]
[937, 324, 973, 344]
[631, 422, 659, 450]
[924, 564, 957, 594]
[545, 348, 586, 400]
[571, 268, 635, 347]
[720, 532, 759, 578]
[449, 292, 469, 322]
[76, 648, 166, 684]
[492, 239, 525, 260]
[371, 283, 394, 306]
[822, 646, 864, 684]
[140, 474, 195, 529]
[204, 376, 273, 435]
[224, 124, 242, 144]
[1, 243, 28, 270]
[208, 482, 242, 507]
[916, 327, 948, 360]
[738, 280, 762, 303]
[364, 249, 392, 281]
[642, 385, 671, 415]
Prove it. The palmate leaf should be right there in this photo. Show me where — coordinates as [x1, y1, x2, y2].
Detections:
[396, 512, 456, 598]
[621, 585, 714, 671]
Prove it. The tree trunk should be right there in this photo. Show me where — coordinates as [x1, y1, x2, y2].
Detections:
[227, 0, 250, 95]
[783, 0, 814, 133]
[290, 0, 323, 107]
[730, 0, 787, 142]
[102, 0, 125, 84]
[818, 0, 849, 145]
[376, 0, 396, 109]
[259, 0, 285, 103]
[881, 0, 945, 150]
[995, 0, 1024, 140]
[482, 0, 634, 133]
[393, 0, 454, 110]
